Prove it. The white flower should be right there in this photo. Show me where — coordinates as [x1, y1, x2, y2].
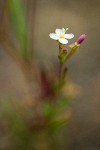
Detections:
[49, 28, 74, 44]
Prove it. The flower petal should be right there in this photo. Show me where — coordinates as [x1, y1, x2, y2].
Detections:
[49, 33, 59, 40]
[59, 38, 68, 44]
[55, 29, 61, 36]
[64, 33, 74, 39]
[66, 28, 69, 31]
[62, 28, 66, 34]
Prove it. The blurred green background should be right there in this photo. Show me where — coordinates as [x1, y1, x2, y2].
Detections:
[0, 0, 100, 150]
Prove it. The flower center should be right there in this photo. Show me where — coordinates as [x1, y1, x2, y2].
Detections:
[60, 35, 64, 38]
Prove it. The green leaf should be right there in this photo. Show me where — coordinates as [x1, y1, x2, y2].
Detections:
[7, 0, 31, 60]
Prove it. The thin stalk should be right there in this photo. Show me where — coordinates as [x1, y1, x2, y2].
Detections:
[58, 43, 63, 83]
[59, 62, 63, 82]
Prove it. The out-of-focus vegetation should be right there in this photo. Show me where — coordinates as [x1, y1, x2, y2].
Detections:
[0, 1, 74, 150]
[0, 0, 100, 149]
[7, 0, 31, 60]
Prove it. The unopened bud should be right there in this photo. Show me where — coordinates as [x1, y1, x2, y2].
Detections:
[63, 48, 68, 54]
[77, 34, 86, 44]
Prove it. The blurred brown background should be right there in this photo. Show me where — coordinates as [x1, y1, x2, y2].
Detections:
[0, 0, 100, 149]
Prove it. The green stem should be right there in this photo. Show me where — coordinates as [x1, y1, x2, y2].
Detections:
[58, 43, 63, 83]
[59, 61, 63, 82]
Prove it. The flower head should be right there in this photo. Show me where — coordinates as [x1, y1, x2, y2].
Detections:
[49, 28, 74, 44]
[77, 34, 86, 44]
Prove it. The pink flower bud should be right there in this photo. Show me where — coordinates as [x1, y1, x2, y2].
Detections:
[63, 48, 68, 53]
[77, 34, 86, 44]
